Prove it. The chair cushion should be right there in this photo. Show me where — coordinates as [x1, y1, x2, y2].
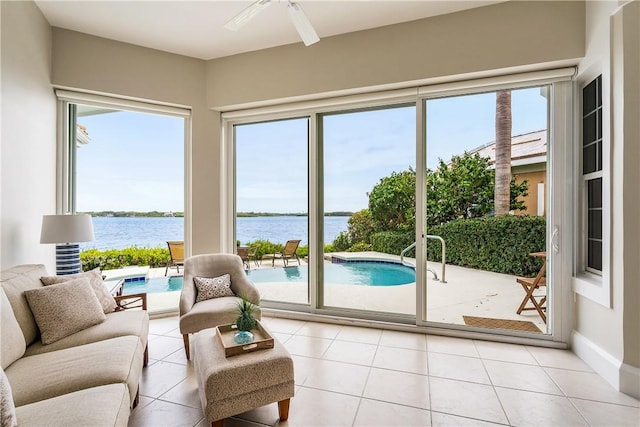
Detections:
[179, 296, 261, 335]
[0, 288, 25, 370]
[24, 278, 106, 345]
[5, 336, 143, 407]
[16, 384, 130, 427]
[194, 274, 235, 302]
[41, 268, 117, 313]
[0, 367, 17, 427]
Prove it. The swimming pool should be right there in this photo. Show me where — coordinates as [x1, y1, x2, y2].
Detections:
[122, 276, 183, 295]
[246, 261, 415, 286]
[120, 261, 415, 294]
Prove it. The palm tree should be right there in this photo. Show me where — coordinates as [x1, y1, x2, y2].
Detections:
[494, 90, 512, 215]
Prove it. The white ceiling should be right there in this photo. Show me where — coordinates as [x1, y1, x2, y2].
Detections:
[35, 1, 504, 60]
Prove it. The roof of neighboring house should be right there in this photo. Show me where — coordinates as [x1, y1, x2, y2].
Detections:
[468, 129, 547, 166]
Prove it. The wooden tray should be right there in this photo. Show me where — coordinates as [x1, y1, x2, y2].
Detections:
[215, 321, 274, 357]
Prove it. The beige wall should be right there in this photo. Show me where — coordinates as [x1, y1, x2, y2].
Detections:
[206, 1, 585, 109]
[616, 0, 640, 383]
[51, 29, 220, 256]
[573, 0, 639, 397]
[0, 1, 56, 271]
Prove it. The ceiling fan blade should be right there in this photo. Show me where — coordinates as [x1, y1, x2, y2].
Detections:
[287, 2, 320, 46]
[224, 0, 272, 31]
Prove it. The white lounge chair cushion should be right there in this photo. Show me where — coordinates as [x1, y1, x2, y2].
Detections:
[40, 268, 117, 313]
[24, 278, 106, 345]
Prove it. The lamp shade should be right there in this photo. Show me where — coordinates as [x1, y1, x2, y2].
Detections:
[40, 214, 95, 244]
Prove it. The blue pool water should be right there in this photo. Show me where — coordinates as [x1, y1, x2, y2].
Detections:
[247, 262, 415, 286]
[123, 276, 183, 295]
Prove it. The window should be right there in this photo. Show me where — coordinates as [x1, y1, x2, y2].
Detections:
[582, 75, 603, 274]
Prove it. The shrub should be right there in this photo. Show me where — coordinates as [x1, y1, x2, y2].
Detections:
[332, 231, 352, 252]
[346, 242, 373, 252]
[81, 246, 170, 271]
[426, 215, 546, 276]
[246, 240, 282, 259]
[347, 209, 376, 244]
[368, 169, 416, 232]
[370, 231, 415, 257]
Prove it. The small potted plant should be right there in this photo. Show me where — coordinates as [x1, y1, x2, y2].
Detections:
[234, 296, 258, 345]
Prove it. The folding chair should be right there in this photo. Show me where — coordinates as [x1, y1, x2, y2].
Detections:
[515, 251, 547, 323]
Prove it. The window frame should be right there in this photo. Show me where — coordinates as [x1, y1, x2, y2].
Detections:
[572, 71, 611, 307]
[56, 90, 193, 257]
[223, 67, 575, 344]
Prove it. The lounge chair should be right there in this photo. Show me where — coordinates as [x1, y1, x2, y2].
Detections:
[165, 241, 185, 276]
[236, 246, 255, 270]
[262, 239, 301, 267]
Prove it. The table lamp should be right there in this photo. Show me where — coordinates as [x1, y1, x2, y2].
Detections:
[40, 214, 95, 275]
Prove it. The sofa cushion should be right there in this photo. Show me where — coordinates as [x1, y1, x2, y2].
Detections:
[24, 309, 149, 357]
[5, 336, 143, 407]
[194, 274, 235, 302]
[0, 367, 17, 427]
[41, 268, 117, 313]
[0, 288, 25, 370]
[24, 278, 107, 345]
[0, 264, 48, 346]
[16, 384, 130, 427]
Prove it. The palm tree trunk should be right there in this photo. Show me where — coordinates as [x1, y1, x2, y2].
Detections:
[494, 90, 512, 215]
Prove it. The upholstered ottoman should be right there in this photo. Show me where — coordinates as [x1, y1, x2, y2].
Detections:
[193, 327, 294, 427]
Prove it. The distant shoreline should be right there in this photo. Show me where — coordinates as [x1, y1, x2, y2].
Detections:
[82, 211, 352, 218]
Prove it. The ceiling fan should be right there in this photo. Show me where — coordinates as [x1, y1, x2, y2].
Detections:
[224, 0, 320, 46]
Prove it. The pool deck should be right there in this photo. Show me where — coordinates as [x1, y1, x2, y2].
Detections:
[123, 251, 546, 332]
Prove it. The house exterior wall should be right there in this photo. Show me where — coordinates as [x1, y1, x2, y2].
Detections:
[513, 169, 546, 216]
[0, 1, 56, 272]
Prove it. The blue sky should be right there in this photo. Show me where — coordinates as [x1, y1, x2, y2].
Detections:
[76, 86, 547, 213]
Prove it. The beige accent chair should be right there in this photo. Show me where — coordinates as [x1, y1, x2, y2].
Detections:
[179, 254, 261, 359]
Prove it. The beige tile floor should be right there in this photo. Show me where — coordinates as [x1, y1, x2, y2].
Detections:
[128, 315, 640, 427]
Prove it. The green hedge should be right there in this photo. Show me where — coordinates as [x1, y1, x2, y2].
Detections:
[426, 215, 546, 276]
[81, 246, 170, 271]
[370, 231, 415, 257]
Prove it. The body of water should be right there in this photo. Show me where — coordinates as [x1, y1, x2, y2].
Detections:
[81, 216, 349, 250]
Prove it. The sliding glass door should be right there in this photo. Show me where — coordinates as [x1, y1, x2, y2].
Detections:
[234, 118, 310, 306]
[320, 105, 416, 317]
[421, 86, 552, 334]
[227, 76, 571, 340]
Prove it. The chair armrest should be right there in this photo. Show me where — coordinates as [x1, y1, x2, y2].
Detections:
[114, 292, 147, 311]
[231, 274, 261, 305]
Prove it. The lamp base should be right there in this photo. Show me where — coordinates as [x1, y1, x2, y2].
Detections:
[55, 243, 82, 275]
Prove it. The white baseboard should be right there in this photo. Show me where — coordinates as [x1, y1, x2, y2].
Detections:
[620, 363, 640, 399]
[572, 331, 640, 399]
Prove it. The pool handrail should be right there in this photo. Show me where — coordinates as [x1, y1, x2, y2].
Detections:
[400, 235, 446, 283]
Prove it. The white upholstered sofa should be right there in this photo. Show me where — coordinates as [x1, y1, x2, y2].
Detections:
[0, 264, 149, 427]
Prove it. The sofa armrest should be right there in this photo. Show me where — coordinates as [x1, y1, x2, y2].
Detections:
[114, 292, 147, 311]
